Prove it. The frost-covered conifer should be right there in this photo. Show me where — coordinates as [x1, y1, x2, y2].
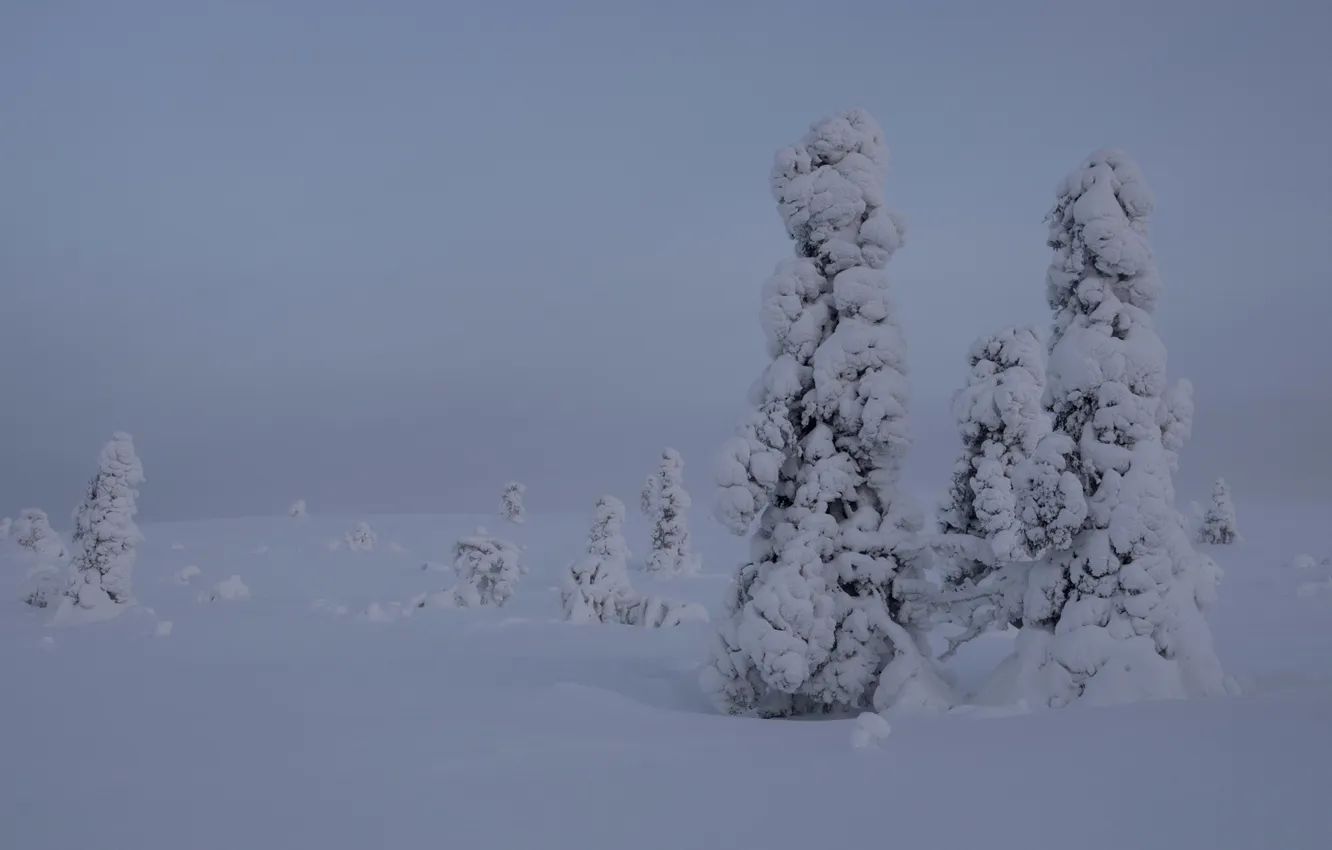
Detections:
[499, 482, 526, 524]
[289, 499, 308, 518]
[451, 528, 523, 607]
[1197, 477, 1240, 545]
[563, 496, 708, 627]
[641, 448, 700, 576]
[704, 108, 949, 717]
[994, 150, 1228, 707]
[934, 327, 1056, 651]
[562, 496, 635, 623]
[345, 521, 377, 552]
[65, 433, 144, 609]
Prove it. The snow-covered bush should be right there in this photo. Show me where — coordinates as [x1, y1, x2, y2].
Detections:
[450, 528, 523, 607]
[563, 496, 705, 628]
[1197, 477, 1240, 545]
[202, 575, 250, 602]
[703, 108, 949, 717]
[993, 150, 1229, 707]
[65, 432, 144, 611]
[499, 482, 526, 524]
[175, 565, 203, 585]
[640, 448, 700, 576]
[14, 508, 67, 560]
[288, 499, 308, 518]
[345, 521, 377, 552]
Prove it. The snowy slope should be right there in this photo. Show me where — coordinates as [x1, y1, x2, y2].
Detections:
[3, 505, 1331, 849]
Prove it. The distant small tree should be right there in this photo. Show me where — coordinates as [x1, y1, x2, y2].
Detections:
[563, 496, 634, 622]
[641, 448, 700, 576]
[563, 496, 705, 627]
[65, 433, 144, 609]
[345, 521, 377, 552]
[288, 499, 308, 518]
[499, 482, 526, 524]
[1197, 477, 1240, 545]
[451, 528, 524, 607]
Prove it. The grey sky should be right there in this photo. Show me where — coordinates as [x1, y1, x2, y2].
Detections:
[3, 0, 1329, 522]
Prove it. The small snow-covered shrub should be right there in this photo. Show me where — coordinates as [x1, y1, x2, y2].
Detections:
[202, 575, 250, 602]
[288, 499, 308, 518]
[449, 528, 523, 607]
[345, 522, 377, 552]
[175, 565, 202, 585]
[1197, 477, 1240, 545]
[499, 482, 526, 524]
[641, 448, 700, 576]
[1291, 554, 1318, 571]
[14, 508, 67, 561]
[65, 432, 144, 611]
[615, 595, 708, 628]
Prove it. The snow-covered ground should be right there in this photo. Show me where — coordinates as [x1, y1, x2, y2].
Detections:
[3, 504, 1331, 849]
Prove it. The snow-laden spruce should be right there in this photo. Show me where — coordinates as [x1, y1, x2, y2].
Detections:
[64, 432, 144, 611]
[1197, 477, 1240, 545]
[640, 448, 700, 576]
[988, 150, 1229, 707]
[345, 521, 377, 552]
[705, 108, 949, 717]
[499, 482, 526, 524]
[562, 496, 705, 627]
[449, 528, 524, 607]
[288, 499, 308, 518]
[933, 326, 1060, 653]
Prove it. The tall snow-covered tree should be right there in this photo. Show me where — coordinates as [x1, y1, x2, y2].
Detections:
[703, 108, 948, 717]
[999, 150, 1229, 706]
[499, 482, 526, 524]
[65, 432, 144, 609]
[451, 528, 523, 607]
[563, 496, 706, 627]
[288, 499, 308, 518]
[934, 326, 1055, 652]
[1197, 477, 1240, 545]
[641, 448, 700, 576]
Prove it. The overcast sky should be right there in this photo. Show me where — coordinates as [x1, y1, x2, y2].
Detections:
[2, 0, 1329, 522]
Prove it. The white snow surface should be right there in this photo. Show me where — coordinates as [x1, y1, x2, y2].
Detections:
[2, 507, 1330, 849]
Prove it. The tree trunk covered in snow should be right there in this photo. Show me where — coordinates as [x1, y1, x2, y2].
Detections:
[703, 109, 949, 717]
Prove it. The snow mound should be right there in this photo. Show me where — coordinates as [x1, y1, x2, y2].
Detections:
[174, 565, 202, 584]
[170, 542, 185, 551]
[361, 602, 410, 623]
[154, 621, 173, 637]
[1291, 554, 1318, 570]
[850, 712, 892, 749]
[201, 575, 250, 603]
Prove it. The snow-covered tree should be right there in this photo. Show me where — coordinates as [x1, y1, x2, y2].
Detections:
[641, 448, 700, 576]
[451, 528, 523, 607]
[14, 508, 66, 560]
[499, 482, 526, 524]
[933, 326, 1060, 653]
[345, 521, 376, 552]
[288, 499, 308, 518]
[1197, 477, 1240, 545]
[563, 496, 708, 627]
[703, 108, 949, 717]
[65, 433, 144, 610]
[995, 150, 1229, 707]
[562, 496, 635, 623]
